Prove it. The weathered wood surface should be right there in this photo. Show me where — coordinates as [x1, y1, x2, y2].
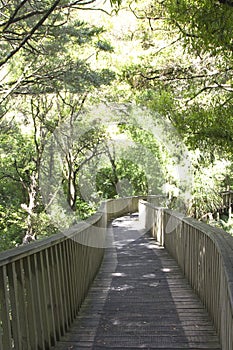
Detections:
[142, 202, 233, 350]
[54, 215, 221, 350]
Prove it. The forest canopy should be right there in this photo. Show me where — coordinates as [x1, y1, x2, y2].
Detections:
[1, 0, 233, 250]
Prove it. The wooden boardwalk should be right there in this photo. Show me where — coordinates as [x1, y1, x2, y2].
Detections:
[54, 215, 221, 350]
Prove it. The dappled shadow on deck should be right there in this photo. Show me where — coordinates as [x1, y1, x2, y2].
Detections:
[54, 215, 221, 350]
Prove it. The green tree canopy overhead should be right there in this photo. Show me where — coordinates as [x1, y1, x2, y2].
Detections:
[114, 0, 233, 157]
[0, 0, 120, 247]
[2, 0, 233, 249]
[0, 0, 121, 68]
[0, 1, 117, 102]
[161, 0, 233, 58]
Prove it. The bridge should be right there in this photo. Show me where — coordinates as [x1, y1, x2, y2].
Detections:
[0, 196, 232, 350]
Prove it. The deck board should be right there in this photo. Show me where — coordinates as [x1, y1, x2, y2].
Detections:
[53, 215, 221, 350]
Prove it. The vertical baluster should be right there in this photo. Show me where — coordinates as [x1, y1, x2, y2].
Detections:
[204, 235, 208, 307]
[68, 239, 76, 320]
[184, 223, 188, 277]
[60, 241, 72, 327]
[0, 266, 12, 350]
[69, 239, 75, 319]
[82, 244, 89, 299]
[196, 229, 200, 292]
[66, 240, 75, 322]
[76, 242, 83, 312]
[75, 243, 83, 310]
[183, 223, 187, 276]
[191, 227, 194, 289]
[208, 238, 212, 308]
[193, 228, 197, 291]
[210, 241, 214, 321]
[57, 244, 69, 332]
[49, 246, 61, 340]
[54, 245, 65, 336]
[78, 244, 86, 305]
[44, 249, 57, 345]
[71, 240, 77, 316]
[7, 262, 21, 350]
[215, 251, 221, 331]
[186, 225, 189, 282]
[72, 239, 79, 317]
[197, 231, 201, 298]
[203, 234, 207, 309]
[190, 227, 193, 289]
[37, 251, 51, 349]
[23, 255, 38, 349]
[31, 254, 45, 350]
[15, 260, 30, 349]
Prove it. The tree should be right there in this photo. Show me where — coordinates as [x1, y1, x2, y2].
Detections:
[120, 1, 233, 153]
[0, 9, 115, 102]
[95, 0, 233, 216]
[0, 0, 119, 245]
[0, 0, 121, 69]
[0, 120, 35, 248]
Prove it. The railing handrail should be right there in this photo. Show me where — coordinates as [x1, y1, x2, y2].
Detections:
[0, 195, 165, 350]
[165, 208, 233, 310]
[140, 200, 233, 350]
[0, 195, 166, 266]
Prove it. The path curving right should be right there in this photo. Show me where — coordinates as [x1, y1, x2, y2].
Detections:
[54, 215, 221, 350]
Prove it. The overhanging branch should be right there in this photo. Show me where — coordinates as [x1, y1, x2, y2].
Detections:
[0, 0, 61, 68]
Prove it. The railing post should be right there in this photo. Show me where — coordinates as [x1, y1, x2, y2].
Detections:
[139, 199, 233, 350]
[156, 208, 164, 246]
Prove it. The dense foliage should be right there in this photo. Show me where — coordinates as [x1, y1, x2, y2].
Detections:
[1, 0, 233, 250]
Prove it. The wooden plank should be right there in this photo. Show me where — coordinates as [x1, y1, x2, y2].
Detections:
[44, 249, 57, 346]
[23, 255, 38, 349]
[50, 246, 62, 340]
[38, 251, 51, 349]
[67, 239, 76, 321]
[0, 266, 11, 349]
[54, 245, 65, 336]
[31, 254, 46, 350]
[55, 341, 221, 349]
[15, 260, 30, 349]
[57, 244, 69, 332]
[7, 262, 21, 350]
[55, 241, 70, 335]
[72, 240, 79, 316]
[51, 217, 221, 350]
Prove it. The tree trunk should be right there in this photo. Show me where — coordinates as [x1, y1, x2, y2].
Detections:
[66, 151, 77, 211]
[21, 171, 38, 244]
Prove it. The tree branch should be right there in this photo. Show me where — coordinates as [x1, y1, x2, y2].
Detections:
[14, 160, 28, 190]
[0, 0, 61, 68]
[185, 84, 233, 104]
[0, 0, 97, 28]
[2, 0, 29, 31]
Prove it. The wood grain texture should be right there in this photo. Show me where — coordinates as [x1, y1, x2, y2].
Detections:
[53, 215, 221, 350]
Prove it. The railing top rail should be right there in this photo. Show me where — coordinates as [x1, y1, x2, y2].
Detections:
[0, 205, 105, 267]
[164, 208, 233, 265]
[141, 200, 233, 253]
[141, 200, 233, 319]
[0, 195, 166, 267]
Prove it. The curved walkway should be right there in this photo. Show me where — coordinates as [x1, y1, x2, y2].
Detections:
[54, 215, 221, 349]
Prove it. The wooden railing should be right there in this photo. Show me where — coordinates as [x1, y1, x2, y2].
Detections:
[3, 195, 231, 350]
[0, 196, 166, 350]
[140, 200, 233, 350]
